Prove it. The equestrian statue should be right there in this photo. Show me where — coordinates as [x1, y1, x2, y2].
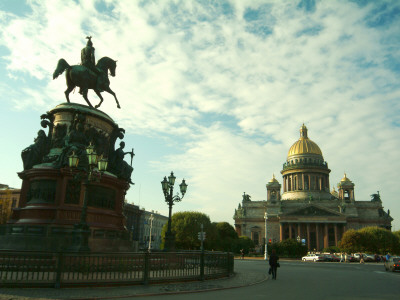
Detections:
[53, 36, 120, 109]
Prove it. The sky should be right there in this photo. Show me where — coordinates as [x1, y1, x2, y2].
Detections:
[0, 0, 399, 230]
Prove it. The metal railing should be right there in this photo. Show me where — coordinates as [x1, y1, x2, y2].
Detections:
[0, 250, 234, 288]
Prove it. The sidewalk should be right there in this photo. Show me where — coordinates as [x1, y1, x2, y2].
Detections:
[0, 260, 268, 299]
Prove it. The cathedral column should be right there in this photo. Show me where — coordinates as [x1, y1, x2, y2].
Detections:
[302, 174, 305, 190]
[297, 223, 301, 239]
[316, 223, 320, 250]
[307, 223, 310, 249]
[327, 175, 330, 191]
[289, 224, 292, 239]
[334, 224, 338, 247]
[283, 176, 286, 192]
[324, 224, 328, 248]
[279, 223, 283, 241]
[308, 174, 311, 191]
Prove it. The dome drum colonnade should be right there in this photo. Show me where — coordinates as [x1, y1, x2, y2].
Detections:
[281, 124, 331, 200]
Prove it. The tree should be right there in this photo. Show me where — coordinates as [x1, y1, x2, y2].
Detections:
[209, 222, 238, 252]
[339, 229, 364, 253]
[339, 227, 400, 255]
[322, 246, 341, 253]
[269, 239, 307, 258]
[161, 211, 212, 250]
[234, 236, 255, 254]
[358, 227, 396, 254]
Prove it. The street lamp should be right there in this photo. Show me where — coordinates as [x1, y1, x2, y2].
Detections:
[161, 171, 187, 251]
[68, 144, 108, 252]
[264, 211, 268, 260]
[148, 213, 154, 252]
[297, 235, 301, 243]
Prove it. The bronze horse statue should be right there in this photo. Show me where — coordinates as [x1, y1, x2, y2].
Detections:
[53, 56, 120, 109]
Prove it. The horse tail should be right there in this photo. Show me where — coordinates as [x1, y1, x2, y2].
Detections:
[53, 58, 70, 79]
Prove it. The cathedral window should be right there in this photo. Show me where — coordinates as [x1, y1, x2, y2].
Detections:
[344, 190, 350, 201]
[252, 231, 260, 246]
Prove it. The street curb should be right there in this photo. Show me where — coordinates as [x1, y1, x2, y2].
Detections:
[66, 274, 270, 299]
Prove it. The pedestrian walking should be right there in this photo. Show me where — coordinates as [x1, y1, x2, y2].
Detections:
[340, 252, 344, 263]
[269, 249, 279, 280]
[345, 252, 348, 263]
[240, 249, 244, 260]
[359, 253, 364, 264]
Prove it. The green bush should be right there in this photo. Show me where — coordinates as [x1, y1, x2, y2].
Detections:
[233, 236, 255, 254]
[339, 227, 400, 255]
[269, 239, 307, 258]
[322, 246, 341, 253]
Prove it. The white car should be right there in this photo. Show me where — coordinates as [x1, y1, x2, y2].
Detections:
[302, 254, 325, 262]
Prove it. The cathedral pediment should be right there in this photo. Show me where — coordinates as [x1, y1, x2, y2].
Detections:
[286, 205, 341, 217]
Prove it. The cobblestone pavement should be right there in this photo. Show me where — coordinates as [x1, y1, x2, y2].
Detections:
[0, 259, 268, 299]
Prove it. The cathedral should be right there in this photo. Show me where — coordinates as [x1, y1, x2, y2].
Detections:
[233, 124, 393, 251]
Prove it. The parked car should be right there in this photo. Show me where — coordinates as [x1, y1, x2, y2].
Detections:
[330, 254, 340, 262]
[322, 254, 339, 262]
[344, 254, 357, 262]
[362, 253, 375, 262]
[302, 254, 325, 262]
[352, 253, 361, 261]
[322, 254, 333, 262]
[384, 257, 400, 272]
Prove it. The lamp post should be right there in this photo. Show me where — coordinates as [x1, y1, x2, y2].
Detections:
[148, 213, 154, 252]
[297, 235, 301, 243]
[68, 144, 108, 252]
[264, 211, 268, 260]
[161, 171, 187, 251]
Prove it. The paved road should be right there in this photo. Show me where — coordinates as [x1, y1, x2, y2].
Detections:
[143, 260, 400, 300]
[0, 260, 399, 299]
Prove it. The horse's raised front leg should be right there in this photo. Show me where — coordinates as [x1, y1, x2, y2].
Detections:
[104, 86, 121, 109]
[64, 85, 75, 103]
[81, 88, 93, 108]
[94, 90, 104, 109]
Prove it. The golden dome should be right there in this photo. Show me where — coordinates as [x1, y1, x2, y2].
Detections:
[287, 124, 323, 158]
[269, 174, 278, 183]
[341, 173, 351, 182]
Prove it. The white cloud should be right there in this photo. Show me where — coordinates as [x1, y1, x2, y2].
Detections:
[0, 0, 399, 228]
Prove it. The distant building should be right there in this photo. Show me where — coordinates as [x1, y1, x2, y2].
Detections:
[123, 203, 143, 252]
[234, 125, 393, 251]
[123, 203, 168, 251]
[0, 184, 20, 225]
[139, 210, 168, 251]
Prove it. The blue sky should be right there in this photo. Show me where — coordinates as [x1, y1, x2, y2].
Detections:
[0, 0, 399, 230]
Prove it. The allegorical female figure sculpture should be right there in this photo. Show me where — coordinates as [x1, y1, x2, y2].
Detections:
[21, 130, 48, 170]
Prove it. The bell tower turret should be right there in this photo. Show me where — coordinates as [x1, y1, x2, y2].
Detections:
[266, 174, 281, 204]
[338, 173, 355, 203]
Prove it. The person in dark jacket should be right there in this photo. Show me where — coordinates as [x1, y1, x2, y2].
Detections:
[269, 249, 279, 280]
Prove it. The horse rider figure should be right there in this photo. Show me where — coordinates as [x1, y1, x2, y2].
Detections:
[81, 36, 105, 93]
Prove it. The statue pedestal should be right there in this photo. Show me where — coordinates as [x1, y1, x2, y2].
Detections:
[1, 103, 133, 252]
[68, 223, 91, 252]
[164, 232, 176, 252]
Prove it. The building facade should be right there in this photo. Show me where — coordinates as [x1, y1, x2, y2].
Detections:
[234, 125, 393, 251]
[123, 204, 169, 252]
[123, 203, 143, 252]
[139, 210, 168, 251]
[0, 184, 20, 225]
